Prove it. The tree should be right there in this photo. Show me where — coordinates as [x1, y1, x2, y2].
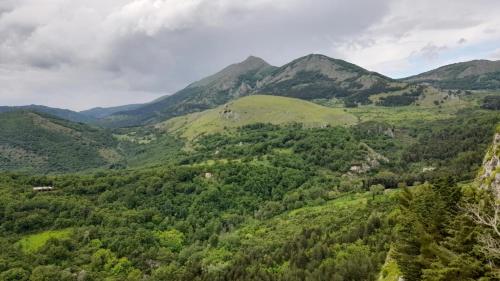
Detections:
[29, 265, 73, 281]
[0, 268, 29, 281]
[463, 191, 500, 259]
[155, 229, 185, 252]
[369, 184, 385, 200]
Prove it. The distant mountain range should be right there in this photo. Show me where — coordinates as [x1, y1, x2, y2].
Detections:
[106, 55, 500, 127]
[80, 104, 144, 119]
[2, 55, 499, 128]
[0, 103, 146, 125]
[0, 105, 97, 123]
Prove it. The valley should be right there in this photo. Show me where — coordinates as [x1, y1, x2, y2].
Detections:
[0, 54, 499, 281]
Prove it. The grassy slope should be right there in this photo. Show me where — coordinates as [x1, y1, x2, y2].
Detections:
[347, 90, 479, 125]
[17, 228, 73, 253]
[158, 95, 357, 140]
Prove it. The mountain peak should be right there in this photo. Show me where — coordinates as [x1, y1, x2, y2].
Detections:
[243, 55, 268, 64]
[236, 55, 270, 69]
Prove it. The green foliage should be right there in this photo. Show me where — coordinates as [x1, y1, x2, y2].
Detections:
[0, 160, 394, 280]
[393, 181, 499, 280]
[0, 97, 499, 280]
[17, 228, 72, 253]
[0, 111, 120, 173]
[376, 88, 423, 107]
[154, 229, 185, 252]
[481, 95, 500, 110]
[403, 110, 500, 180]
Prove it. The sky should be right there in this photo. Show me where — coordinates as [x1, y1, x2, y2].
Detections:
[1, 0, 500, 110]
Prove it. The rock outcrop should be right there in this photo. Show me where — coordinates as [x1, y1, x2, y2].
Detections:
[479, 129, 500, 198]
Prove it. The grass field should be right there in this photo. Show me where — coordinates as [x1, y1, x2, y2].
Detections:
[17, 228, 73, 253]
[157, 95, 358, 141]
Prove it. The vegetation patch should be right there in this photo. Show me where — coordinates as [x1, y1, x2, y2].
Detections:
[17, 228, 73, 253]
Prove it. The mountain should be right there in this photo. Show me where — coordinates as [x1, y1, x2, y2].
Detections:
[257, 54, 395, 102]
[105, 54, 401, 127]
[157, 95, 357, 140]
[0, 105, 96, 123]
[0, 111, 122, 173]
[403, 59, 500, 89]
[105, 56, 277, 127]
[80, 103, 144, 119]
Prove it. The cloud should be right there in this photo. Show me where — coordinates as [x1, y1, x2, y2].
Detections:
[331, 0, 500, 77]
[418, 44, 448, 61]
[0, 0, 499, 109]
[489, 49, 500, 60]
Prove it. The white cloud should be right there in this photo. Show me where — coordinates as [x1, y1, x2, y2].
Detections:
[331, 0, 500, 77]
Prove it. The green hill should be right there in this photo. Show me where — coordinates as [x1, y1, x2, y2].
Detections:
[403, 59, 500, 89]
[0, 105, 96, 123]
[157, 95, 357, 140]
[0, 111, 122, 173]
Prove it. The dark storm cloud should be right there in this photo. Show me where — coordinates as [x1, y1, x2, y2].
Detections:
[0, 0, 499, 110]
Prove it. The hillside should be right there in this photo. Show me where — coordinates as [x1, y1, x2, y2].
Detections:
[1, 104, 500, 279]
[404, 59, 500, 89]
[258, 54, 397, 103]
[80, 103, 144, 119]
[0, 105, 96, 123]
[0, 111, 122, 173]
[157, 95, 357, 140]
[105, 54, 405, 127]
[106, 56, 277, 127]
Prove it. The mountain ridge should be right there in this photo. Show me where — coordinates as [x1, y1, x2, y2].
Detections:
[105, 54, 398, 127]
[403, 59, 500, 89]
[0, 105, 96, 123]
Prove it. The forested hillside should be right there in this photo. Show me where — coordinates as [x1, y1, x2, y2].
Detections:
[0, 104, 499, 280]
[392, 125, 500, 280]
[0, 111, 121, 173]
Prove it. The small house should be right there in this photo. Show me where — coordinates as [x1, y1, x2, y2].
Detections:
[33, 186, 54, 192]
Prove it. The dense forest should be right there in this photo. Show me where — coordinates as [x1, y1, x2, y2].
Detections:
[0, 106, 499, 280]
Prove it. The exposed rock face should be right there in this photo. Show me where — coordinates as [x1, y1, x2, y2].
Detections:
[349, 143, 389, 174]
[479, 132, 500, 198]
[219, 104, 239, 120]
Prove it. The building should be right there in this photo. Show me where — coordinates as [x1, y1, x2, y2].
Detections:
[33, 186, 54, 192]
